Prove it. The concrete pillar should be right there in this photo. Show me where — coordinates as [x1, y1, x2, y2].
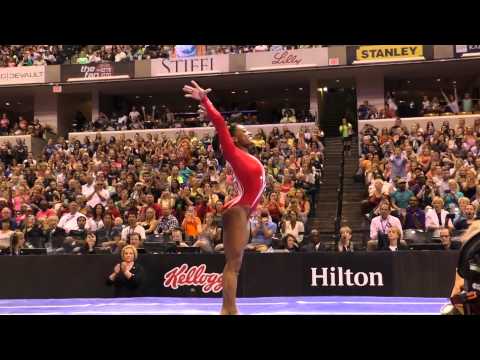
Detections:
[355, 71, 385, 112]
[92, 88, 99, 122]
[34, 89, 58, 134]
[309, 78, 319, 121]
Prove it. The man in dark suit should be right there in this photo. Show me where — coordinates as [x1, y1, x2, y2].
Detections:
[301, 229, 325, 252]
[439, 228, 462, 250]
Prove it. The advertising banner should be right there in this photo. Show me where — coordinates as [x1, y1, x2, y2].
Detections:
[245, 47, 329, 71]
[0, 66, 45, 86]
[454, 45, 480, 58]
[347, 45, 432, 64]
[61, 62, 134, 82]
[151, 54, 230, 77]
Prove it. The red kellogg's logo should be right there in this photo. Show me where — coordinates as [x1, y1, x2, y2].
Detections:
[272, 51, 302, 65]
[163, 264, 223, 293]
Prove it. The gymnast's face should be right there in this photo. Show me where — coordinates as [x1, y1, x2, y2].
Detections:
[234, 125, 253, 147]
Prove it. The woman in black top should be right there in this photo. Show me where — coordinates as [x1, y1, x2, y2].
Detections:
[107, 245, 145, 297]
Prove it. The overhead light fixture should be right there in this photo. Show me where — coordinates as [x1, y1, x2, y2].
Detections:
[323, 87, 328, 92]
[148, 95, 153, 98]
[407, 80, 411, 84]
[244, 90, 248, 94]
[299, 87, 303, 91]
[436, 78, 441, 82]
[135, 95, 140, 99]
[5, 102, 10, 106]
[336, 80, 340, 83]
[231, 91, 236, 94]
[285, 88, 289, 91]
[317, 88, 323, 92]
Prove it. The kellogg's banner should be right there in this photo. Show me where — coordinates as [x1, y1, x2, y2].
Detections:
[347, 45, 433, 65]
[141, 254, 227, 297]
[163, 263, 223, 294]
[245, 47, 328, 71]
[61, 62, 134, 82]
[151, 54, 230, 77]
[454, 45, 480, 58]
[0, 66, 45, 86]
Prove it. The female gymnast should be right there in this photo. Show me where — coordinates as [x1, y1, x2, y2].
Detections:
[183, 80, 266, 315]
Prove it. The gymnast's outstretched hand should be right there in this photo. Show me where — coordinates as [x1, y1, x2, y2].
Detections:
[183, 80, 212, 101]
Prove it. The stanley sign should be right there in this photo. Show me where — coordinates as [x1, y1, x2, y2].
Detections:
[348, 45, 427, 64]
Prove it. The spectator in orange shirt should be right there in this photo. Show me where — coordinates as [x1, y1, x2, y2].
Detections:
[181, 206, 202, 243]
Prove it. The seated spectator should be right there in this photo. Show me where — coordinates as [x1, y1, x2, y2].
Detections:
[96, 213, 122, 249]
[139, 207, 158, 238]
[0, 219, 14, 252]
[280, 210, 305, 243]
[425, 197, 454, 237]
[280, 109, 297, 124]
[248, 210, 277, 252]
[0, 113, 9, 135]
[200, 212, 221, 246]
[23, 215, 46, 248]
[181, 206, 202, 244]
[383, 226, 408, 252]
[443, 179, 463, 209]
[439, 227, 462, 250]
[391, 178, 414, 216]
[36, 200, 56, 221]
[43, 215, 66, 252]
[368, 202, 403, 251]
[127, 232, 144, 250]
[283, 234, 300, 252]
[89, 204, 105, 232]
[155, 206, 179, 238]
[83, 232, 97, 254]
[403, 196, 426, 230]
[64, 215, 88, 253]
[86, 180, 110, 209]
[171, 228, 189, 247]
[301, 229, 324, 252]
[57, 201, 82, 234]
[454, 204, 476, 230]
[140, 193, 162, 219]
[11, 231, 32, 255]
[358, 101, 371, 120]
[107, 245, 144, 297]
[338, 226, 354, 252]
[121, 213, 146, 242]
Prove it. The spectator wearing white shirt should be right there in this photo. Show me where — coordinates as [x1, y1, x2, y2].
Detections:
[254, 45, 269, 52]
[115, 47, 127, 62]
[281, 211, 305, 243]
[81, 175, 95, 198]
[129, 106, 141, 122]
[441, 86, 459, 114]
[85, 180, 110, 209]
[121, 213, 146, 242]
[367, 202, 404, 251]
[88, 51, 101, 63]
[57, 201, 83, 234]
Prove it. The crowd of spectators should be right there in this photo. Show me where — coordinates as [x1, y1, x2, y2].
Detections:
[0, 123, 325, 255]
[358, 117, 480, 251]
[0, 113, 48, 138]
[74, 106, 314, 133]
[358, 87, 479, 120]
[0, 45, 324, 67]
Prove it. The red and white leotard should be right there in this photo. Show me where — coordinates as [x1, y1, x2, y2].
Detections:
[202, 96, 266, 214]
